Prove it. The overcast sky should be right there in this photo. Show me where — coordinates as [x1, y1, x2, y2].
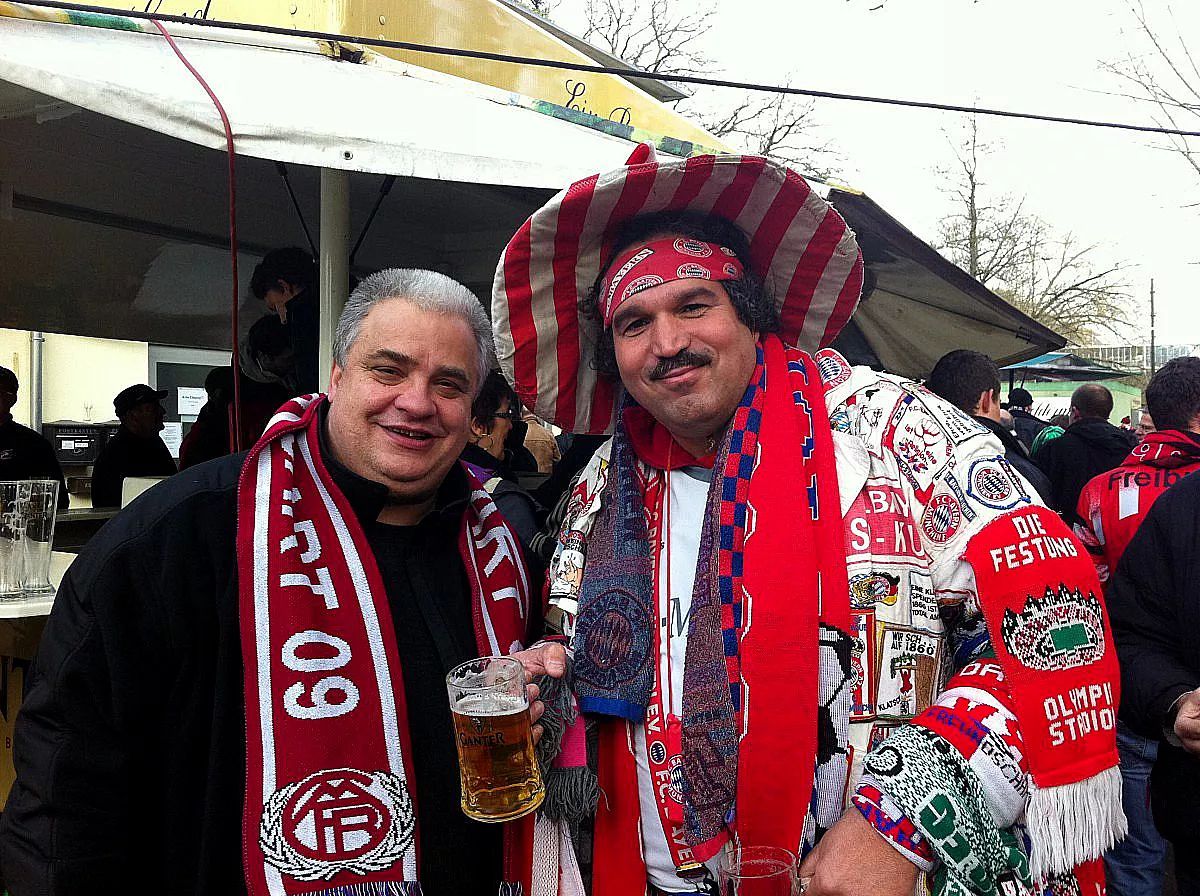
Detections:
[557, 0, 1200, 347]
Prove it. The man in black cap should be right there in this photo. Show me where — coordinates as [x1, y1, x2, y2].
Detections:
[0, 366, 68, 509]
[90, 384, 177, 507]
[1007, 387, 1047, 451]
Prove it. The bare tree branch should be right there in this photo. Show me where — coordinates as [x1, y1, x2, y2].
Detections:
[934, 119, 1134, 344]
[1104, 3, 1200, 194]
[581, 0, 715, 76]
[569, 0, 839, 175]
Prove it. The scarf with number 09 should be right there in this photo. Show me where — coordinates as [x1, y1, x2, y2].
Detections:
[237, 394, 536, 896]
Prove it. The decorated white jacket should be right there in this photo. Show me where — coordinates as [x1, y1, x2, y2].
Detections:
[544, 351, 1070, 873]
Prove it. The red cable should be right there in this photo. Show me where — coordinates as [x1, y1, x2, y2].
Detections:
[150, 19, 243, 451]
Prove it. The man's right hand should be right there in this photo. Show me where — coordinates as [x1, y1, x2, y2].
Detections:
[1173, 690, 1200, 755]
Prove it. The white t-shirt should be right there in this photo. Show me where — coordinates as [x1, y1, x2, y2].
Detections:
[633, 467, 718, 892]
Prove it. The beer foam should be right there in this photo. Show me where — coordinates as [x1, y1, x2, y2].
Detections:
[455, 692, 527, 717]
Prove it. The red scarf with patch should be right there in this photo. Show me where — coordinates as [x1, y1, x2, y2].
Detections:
[964, 505, 1125, 880]
[237, 395, 536, 896]
[589, 338, 849, 893]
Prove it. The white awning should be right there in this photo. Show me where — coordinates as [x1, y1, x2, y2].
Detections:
[0, 11, 643, 188]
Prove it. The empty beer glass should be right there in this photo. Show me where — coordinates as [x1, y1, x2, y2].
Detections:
[717, 845, 801, 895]
[446, 655, 544, 823]
[21, 479, 58, 594]
[0, 481, 30, 599]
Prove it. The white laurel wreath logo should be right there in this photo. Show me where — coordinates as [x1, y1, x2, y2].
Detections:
[259, 768, 415, 881]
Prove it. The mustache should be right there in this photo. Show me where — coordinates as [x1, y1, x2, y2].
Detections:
[649, 349, 712, 381]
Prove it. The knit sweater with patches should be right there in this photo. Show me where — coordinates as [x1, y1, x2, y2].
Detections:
[546, 354, 1111, 890]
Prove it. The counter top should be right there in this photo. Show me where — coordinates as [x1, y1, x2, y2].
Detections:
[0, 551, 74, 618]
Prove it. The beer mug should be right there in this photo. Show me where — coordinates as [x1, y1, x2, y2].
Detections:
[446, 655, 545, 823]
[718, 845, 801, 895]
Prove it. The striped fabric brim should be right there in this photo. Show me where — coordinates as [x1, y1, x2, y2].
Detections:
[492, 146, 864, 434]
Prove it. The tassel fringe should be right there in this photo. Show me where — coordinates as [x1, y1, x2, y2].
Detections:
[1026, 766, 1128, 880]
[313, 883, 422, 895]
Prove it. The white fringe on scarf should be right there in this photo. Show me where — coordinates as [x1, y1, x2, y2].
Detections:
[1026, 766, 1128, 880]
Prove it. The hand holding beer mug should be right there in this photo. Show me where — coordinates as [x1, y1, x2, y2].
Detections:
[446, 655, 545, 822]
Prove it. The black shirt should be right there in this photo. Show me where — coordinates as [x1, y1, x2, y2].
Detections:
[0, 418, 69, 509]
[320, 422, 504, 891]
[90, 425, 177, 507]
[365, 517, 503, 891]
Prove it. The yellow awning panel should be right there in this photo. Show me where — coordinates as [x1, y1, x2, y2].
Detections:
[51, 0, 727, 154]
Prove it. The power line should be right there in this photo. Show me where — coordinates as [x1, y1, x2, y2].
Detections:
[18, 0, 1200, 140]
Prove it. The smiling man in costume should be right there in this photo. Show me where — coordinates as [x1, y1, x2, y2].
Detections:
[497, 147, 1124, 896]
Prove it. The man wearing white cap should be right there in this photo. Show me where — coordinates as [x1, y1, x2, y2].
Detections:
[498, 147, 1123, 896]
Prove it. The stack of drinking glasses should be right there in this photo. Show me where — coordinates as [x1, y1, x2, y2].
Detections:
[0, 480, 60, 599]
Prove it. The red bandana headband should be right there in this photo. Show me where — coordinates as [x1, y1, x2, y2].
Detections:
[600, 237, 745, 326]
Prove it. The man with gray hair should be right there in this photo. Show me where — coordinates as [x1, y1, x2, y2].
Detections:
[1, 269, 549, 895]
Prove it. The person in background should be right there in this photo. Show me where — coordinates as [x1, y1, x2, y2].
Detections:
[925, 349, 1053, 504]
[90, 384, 176, 508]
[459, 370, 544, 553]
[1108, 473, 1200, 895]
[1136, 409, 1156, 440]
[1075, 356, 1200, 896]
[1007, 387, 1047, 450]
[237, 315, 300, 446]
[1033, 382, 1136, 527]
[178, 366, 234, 471]
[0, 366, 69, 509]
[249, 247, 319, 395]
[1031, 412, 1070, 456]
[178, 318, 297, 471]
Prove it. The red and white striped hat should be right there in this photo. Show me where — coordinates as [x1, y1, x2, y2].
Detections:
[492, 144, 864, 434]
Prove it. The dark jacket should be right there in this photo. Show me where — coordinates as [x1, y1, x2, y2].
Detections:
[0, 419, 69, 509]
[1107, 470, 1200, 843]
[1009, 408, 1047, 452]
[974, 415, 1053, 505]
[89, 425, 177, 508]
[0, 424, 518, 894]
[459, 442, 544, 557]
[283, 286, 320, 396]
[1033, 417, 1136, 526]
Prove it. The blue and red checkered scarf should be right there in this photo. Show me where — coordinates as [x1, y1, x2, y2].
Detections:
[574, 335, 849, 871]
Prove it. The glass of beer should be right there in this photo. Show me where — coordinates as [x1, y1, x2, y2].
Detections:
[446, 655, 545, 823]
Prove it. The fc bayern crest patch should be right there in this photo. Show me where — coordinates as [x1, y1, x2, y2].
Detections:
[920, 493, 962, 545]
[967, 457, 1029, 510]
[815, 348, 852, 390]
[260, 768, 415, 882]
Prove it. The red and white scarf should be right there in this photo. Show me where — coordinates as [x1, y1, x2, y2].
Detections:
[586, 338, 849, 893]
[237, 395, 536, 896]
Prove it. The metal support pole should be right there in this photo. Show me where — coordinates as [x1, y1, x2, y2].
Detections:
[30, 331, 44, 432]
[318, 168, 350, 392]
[1148, 278, 1156, 379]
